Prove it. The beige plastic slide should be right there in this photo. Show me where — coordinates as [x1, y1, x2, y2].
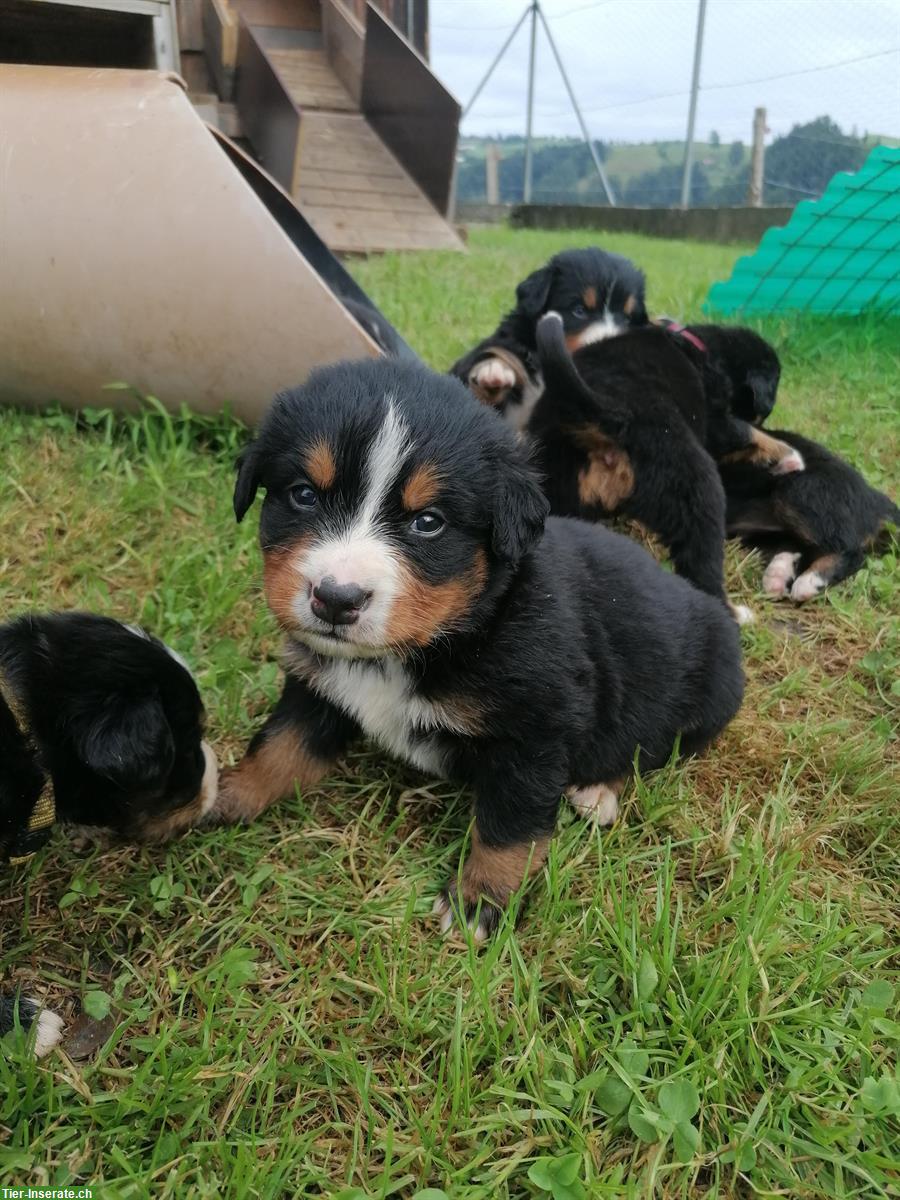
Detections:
[0, 64, 382, 423]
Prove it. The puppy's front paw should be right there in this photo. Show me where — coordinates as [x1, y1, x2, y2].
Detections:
[790, 569, 826, 602]
[567, 782, 620, 825]
[469, 356, 518, 406]
[432, 888, 500, 943]
[762, 551, 801, 597]
[772, 446, 805, 475]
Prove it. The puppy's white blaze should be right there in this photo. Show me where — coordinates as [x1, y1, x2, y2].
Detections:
[198, 740, 219, 815]
[573, 313, 625, 348]
[791, 570, 826, 602]
[763, 551, 800, 597]
[33, 1006, 65, 1058]
[360, 398, 412, 525]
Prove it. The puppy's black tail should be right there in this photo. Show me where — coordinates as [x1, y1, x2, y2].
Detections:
[535, 312, 627, 436]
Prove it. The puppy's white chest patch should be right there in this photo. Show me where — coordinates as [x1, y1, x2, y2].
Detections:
[313, 658, 452, 776]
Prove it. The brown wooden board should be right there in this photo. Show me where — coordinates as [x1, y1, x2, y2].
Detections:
[360, 4, 459, 214]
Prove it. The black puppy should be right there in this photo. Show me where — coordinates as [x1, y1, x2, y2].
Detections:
[1, 612, 218, 1055]
[218, 358, 744, 939]
[450, 247, 648, 429]
[680, 323, 781, 426]
[721, 431, 899, 601]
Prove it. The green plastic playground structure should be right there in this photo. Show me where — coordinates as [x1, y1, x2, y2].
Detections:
[706, 145, 900, 317]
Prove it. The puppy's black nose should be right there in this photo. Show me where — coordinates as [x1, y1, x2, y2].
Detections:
[311, 577, 371, 626]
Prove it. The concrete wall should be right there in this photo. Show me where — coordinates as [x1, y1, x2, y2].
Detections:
[507, 204, 794, 244]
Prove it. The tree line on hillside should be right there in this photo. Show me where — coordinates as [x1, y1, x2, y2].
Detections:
[455, 117, 872, 207]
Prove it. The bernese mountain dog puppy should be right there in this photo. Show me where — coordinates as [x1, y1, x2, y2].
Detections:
[218, 358, 745, 939]
[449, 247, 648, 430]
[721, 431, 899, 602]
[674, 323, 781, 427]
[1, 612, 218, 1055]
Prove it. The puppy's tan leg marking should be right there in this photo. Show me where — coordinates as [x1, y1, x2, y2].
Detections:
[215, 727, 331, 824]
[566, 779, 623, 826]
[433, 829, 549, 942]
[723, 429, 804, 475]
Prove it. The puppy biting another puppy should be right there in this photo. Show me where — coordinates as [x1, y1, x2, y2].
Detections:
[218, 357, 745, 940]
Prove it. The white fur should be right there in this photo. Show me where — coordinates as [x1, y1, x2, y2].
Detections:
[772, 448, 805, 475]
[790, 570, 826, 602]
[730, 603, 755, 626]
[567, 783, 619, 826]
[288, 400, 412, 651]
[33, 1006, 64, 1057]
[572, 313, 625, 348]
[763, 551, 801, 597]
[199, 740, 219, 815]
[432, 893, 489, 942]
[310, 656, 468, 776]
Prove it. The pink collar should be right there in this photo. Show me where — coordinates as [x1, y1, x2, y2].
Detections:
[658, 318, 708, 354]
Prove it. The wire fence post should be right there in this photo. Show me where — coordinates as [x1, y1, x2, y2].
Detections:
[680, 0, 708, 209]
[523, 1, 538, 204]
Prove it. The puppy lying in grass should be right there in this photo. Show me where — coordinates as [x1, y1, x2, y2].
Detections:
[1, 612, 217, 1056]
[218, 358, 745, 939]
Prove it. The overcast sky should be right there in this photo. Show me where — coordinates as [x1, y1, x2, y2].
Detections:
[429, 0, 900, 144]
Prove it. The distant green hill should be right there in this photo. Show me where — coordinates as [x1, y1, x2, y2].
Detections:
[457, 118, 877, 207]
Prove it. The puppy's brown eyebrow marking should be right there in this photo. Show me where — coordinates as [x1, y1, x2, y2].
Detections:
[305, 439, 336, 489]
[583, 286, 598, 309]
[402, 462, 442, 511]
[623, 294, 637, 315]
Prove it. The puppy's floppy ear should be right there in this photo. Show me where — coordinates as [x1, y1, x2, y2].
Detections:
[233, 441, 261, 523]
[515, 264, 555, 318]
[491, 450, 550, 564]
[71, 694, 176, 791]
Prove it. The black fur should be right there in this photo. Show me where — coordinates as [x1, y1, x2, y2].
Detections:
[532, 313, 732, 602]
[226, 357, 744, 935]
[0, 612, 212, 848]
[721, 430, 900, 598]
[685, 324, 781, 426]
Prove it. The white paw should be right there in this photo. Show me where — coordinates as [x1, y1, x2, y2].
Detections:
[431, 892, 489, 942]
[730, 603, 755, 625]
[567, 784, 619, 826]
[763, 551, 801, 597]
[33, 1007, 65, 1058]
[790, 570, 826, 602]
[471, 357, 517, 393]
[772, 448, 805, 476]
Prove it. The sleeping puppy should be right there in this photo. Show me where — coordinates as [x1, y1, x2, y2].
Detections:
[217, 358, 745, 939]
[1, 612, 218, 1056]
[721, 431, 899, 602]
[449, 247, 648, 430]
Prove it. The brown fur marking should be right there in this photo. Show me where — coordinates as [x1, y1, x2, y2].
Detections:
[385, 550, 487, 648]
[722, 428, 796, 468]
[462, 828, 549, 906]
[263, 536, 313, 630]
[574, 429, 635, 511]
[623, 294, 637, 316]
[583, 285, 597, 309]
[215, 727, 330, 824]
[402, 463, 442, 512]
[139, 793, 205, 843]
[305, 439, 336, 490]
[805, 551, 841, 579]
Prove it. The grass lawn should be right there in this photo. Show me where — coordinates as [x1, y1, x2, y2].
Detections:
[2, 226, 899, 1198]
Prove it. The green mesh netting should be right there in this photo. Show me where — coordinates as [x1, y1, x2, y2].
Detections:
[706, 145, 900, 316]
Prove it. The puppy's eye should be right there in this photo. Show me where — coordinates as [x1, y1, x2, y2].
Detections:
[289, 483, 318, 510]
[411, 510, 445, 537]
[572, 304, 587, 319]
